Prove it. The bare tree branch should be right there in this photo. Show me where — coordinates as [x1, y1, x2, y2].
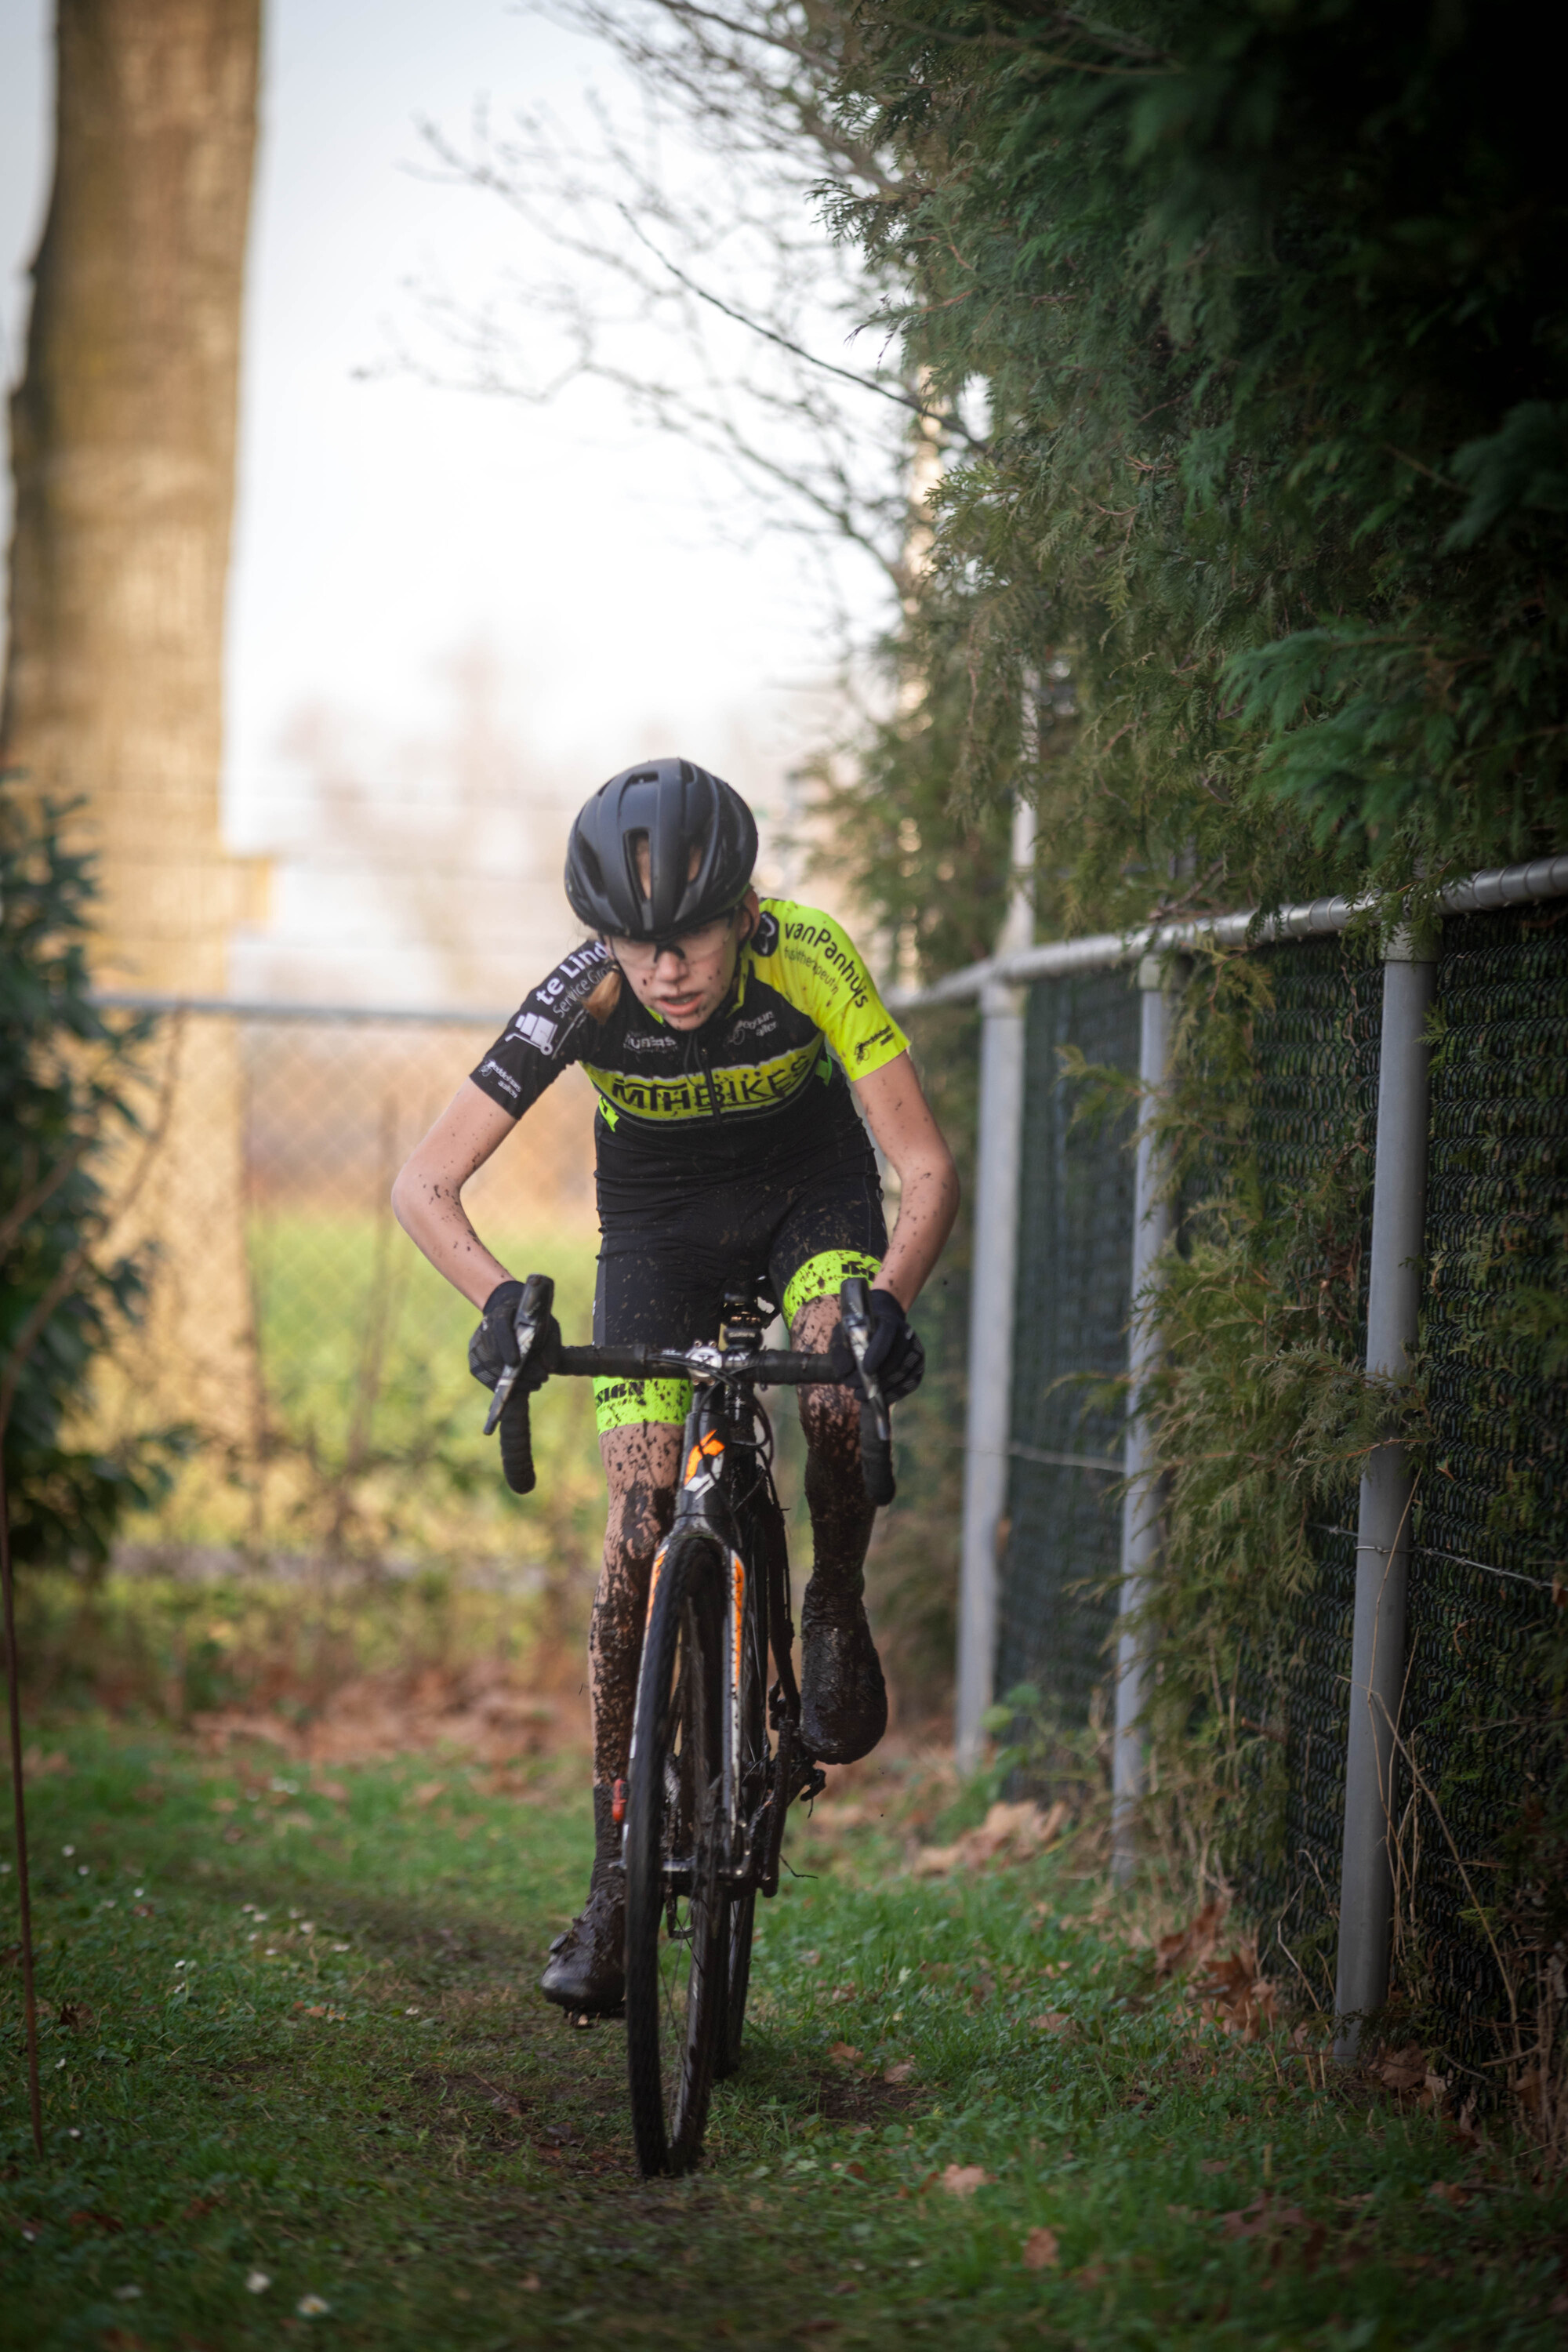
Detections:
[387, 0, 956, 647]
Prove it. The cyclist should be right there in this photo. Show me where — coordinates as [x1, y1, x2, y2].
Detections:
[392, 758, 959, 2015]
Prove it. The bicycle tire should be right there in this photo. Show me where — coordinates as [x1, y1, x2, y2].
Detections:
[624, 1534, 728, 2176]
[718, 1889, 757, 2079]
[716, 1485, 781, 2078]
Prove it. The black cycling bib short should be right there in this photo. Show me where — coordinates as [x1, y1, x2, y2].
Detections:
[470, 898, 910, 1430]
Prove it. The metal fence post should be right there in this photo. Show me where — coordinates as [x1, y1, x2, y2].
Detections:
[1110, 955, 1177, 1881]
[954, 797, 1036, 1767]
[1334, 928, 1436, 2058]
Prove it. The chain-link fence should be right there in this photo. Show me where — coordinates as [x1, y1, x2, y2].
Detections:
[102, 1004, 603, 1577]
[998, 970, 1138, 1726]
[992, 901, 1567, 2071]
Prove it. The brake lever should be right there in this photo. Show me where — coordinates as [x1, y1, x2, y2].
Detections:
[837, 1278, 887, 1418]
[482, 1272, 557, 1436]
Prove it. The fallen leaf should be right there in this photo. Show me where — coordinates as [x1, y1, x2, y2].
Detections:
[1218, 2196, 1308, 2242]
[1199, 2158, 1229, 2176]
[883, 2060, 914, 2085]
[939, 2164, 990, 2198]
[521, 2274, 541, 2292]
[913, 1798, 1070, 1878]
[409, 1779, 447, 1808]
[1196, 1938, 1280, 2042]
[1374, 2045, 1428, 2094]
[1033, 2011, 1072, 2035]
[1426, 2180, 1469, 2209]
[1022, 2226, 1059, 2270]
[828, 2042, 862, 2067]
[1156, 1900, 1227, 1979]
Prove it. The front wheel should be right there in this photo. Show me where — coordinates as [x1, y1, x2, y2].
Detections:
[624, 1535, 727, 2175]
[717, 1889, 756, 2081]
[716, 1484, 779, 2079]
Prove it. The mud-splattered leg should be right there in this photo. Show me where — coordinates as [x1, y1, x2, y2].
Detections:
[590, 1423, 682, 1785]
[539, 1421, 681, 2014]
[793, 1294, 887, 1765]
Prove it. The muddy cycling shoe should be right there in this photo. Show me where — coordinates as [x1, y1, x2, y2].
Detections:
[539, 1785, 626, 2015]
[798, 1586, 887, 1766]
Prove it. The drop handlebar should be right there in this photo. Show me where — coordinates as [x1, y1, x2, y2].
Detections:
[487, 1272, 896, 1507]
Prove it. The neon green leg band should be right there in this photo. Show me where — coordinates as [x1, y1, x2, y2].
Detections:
[781, 1249, 883, 1330]
[593, 1375, 691, 1435]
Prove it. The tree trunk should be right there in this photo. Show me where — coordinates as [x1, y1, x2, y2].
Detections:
[2, 0, 264, 1478]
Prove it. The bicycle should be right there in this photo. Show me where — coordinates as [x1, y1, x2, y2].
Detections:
[484, 1273, 896, 2176]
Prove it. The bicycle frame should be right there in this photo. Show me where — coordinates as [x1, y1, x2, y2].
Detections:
[633, 1367, 811, 1906]
[489, 1268, 892, 1904]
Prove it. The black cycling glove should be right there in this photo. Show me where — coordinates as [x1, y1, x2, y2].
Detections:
[468, 1279, 559, 1392]
[832, 1288, 925, 1403]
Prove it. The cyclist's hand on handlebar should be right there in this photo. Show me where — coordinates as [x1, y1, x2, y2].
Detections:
[829, 1288, 925, 1403]
[468, 1278, 559, 1392]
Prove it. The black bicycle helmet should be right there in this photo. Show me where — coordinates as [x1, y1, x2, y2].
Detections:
[564, 757, 758, 941]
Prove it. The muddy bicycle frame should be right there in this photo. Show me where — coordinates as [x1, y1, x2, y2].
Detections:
[488, 1274, 895, 1904]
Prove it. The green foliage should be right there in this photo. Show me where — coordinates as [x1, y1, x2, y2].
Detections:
[810, 6, 1568, 2053]
[1115, 946, 1390, 1875]
[829, 0, 1567, 919]
[0, 788, 183, 1568]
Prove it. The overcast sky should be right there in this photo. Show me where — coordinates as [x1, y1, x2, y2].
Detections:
[1, 0, 883, 1000]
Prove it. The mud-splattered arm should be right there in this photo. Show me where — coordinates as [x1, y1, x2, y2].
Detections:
[851, 1051, 960, 1310]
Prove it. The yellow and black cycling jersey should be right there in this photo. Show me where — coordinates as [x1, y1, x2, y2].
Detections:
[470, 898, 909, 1181]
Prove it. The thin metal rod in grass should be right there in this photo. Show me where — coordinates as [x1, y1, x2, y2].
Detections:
[0, 1450, 44, 2160]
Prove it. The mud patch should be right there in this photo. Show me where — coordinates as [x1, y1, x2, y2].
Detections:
[807, 2067, 927, 2125]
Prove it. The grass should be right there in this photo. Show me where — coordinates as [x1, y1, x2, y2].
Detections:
[123, 1218, 604, 1566]
[3, 1718, 1564, 2350]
